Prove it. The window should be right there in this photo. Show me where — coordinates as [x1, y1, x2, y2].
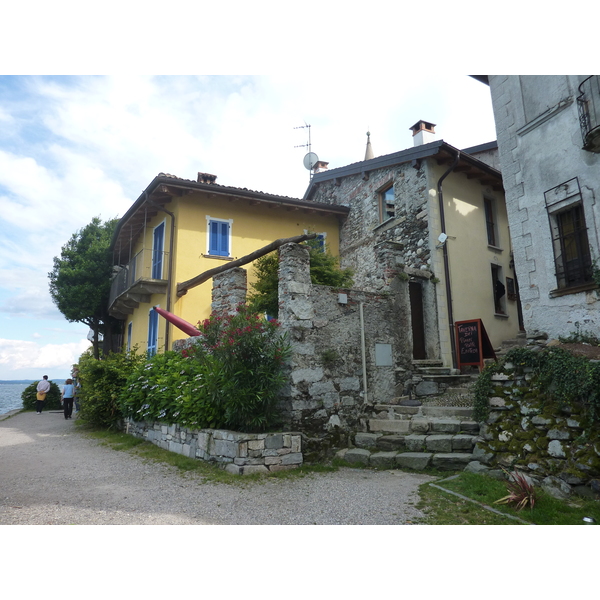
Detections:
[545, 179, 593, 290]
[152, 221, 165, 279]
[127, 322, 133, 353]
[483, 197, 499, 247]
[379, 185, 395, 222]
[148, 308, 159, 357]
[207, 217, 231, 257]
[551, 204, 593, 289]
[491, 264, 506, 315]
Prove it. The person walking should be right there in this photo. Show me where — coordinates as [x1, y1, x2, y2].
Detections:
[61, 379, 75, 420]
[36, 375, 51, 414]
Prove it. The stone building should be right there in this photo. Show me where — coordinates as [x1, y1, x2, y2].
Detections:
[475, 76, 600, 339]
[303, 121, 523, 371]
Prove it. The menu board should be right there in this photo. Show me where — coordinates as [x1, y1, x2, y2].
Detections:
[455, 319, 496, 370]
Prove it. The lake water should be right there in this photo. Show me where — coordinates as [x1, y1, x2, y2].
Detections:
[0, 382, 30, 415]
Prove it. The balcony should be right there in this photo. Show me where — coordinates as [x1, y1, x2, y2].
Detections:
[577, 75, 600, 153]
[109, 248, 169, 319]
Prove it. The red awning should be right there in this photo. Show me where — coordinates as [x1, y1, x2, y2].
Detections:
[153, 306, 201, 337]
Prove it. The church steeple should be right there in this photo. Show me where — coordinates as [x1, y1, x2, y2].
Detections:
[364, 131, 374, 161]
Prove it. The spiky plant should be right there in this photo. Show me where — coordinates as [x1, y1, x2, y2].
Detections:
[494, 467, 537, 511]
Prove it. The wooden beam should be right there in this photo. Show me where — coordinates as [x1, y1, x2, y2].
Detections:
[176, 232, 317, 297]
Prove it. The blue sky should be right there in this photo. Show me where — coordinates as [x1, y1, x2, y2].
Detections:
[0, 74, 499, 380]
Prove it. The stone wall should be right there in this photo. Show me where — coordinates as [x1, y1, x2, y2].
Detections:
[470, 366, 600, 499]
[125, 418, 302, 475]
[277, 243, 411, 442]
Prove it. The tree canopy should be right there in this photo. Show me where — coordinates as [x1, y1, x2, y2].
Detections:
[48, 216, 120, 358]
[247, 239, 354, 317]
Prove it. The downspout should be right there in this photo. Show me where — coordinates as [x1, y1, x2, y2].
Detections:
[359, 301, 368, 404]
[437, 151, 460, 369]
[145, 192, 176, 352]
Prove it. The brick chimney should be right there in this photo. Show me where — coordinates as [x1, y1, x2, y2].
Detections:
[410, 120, 436, 146]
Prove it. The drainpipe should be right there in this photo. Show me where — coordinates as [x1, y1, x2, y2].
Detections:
[437, 151, 460, 369]
[146, 192, 176, 352]
[359, 301, 368, 404]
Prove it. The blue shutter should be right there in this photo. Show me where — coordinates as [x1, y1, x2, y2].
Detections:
[209, 220, 229, 256]
[148, 309, 159, 356]
[152, 222, 165, 279]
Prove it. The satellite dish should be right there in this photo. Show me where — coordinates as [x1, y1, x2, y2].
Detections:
[438, 232, 448, 244]
[303, 152, 319, 170]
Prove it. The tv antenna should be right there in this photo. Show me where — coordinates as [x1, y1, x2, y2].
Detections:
[294, 122, 318, 181]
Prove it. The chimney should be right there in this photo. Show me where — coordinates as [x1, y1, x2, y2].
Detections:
[198, 172, 217, 184]
[313, 161, 329, 174]
[410, 120, 436, 146]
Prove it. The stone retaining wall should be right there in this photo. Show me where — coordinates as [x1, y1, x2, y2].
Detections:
[125, 418, 302, 475]
[470, 366, 600, 499]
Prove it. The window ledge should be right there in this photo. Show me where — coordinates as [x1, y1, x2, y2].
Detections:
[494, 312, 509, 319]
[202, 254, 235, 261]
[549, 282, 598, 298]
[487, 245, 504, 253]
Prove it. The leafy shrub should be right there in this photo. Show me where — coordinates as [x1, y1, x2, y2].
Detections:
[21, 381, 62, 411]
[77, 348, 146, 428]
[121, 305, 291, 432]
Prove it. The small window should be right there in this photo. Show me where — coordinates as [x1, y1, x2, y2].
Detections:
[148, 308, 159, 357]
[207, 218, 231, 257]
[483, 197, 499, 247]
[491, 264, 506, 315]
[152, 221, 165, 279]
[379, 185, 395, 222]
[551, 204, 593, 288]
[127, 322, 133, 353]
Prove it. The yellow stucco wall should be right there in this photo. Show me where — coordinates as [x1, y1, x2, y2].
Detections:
[426, 163, 520, 366]
[123, 191, 342, 354]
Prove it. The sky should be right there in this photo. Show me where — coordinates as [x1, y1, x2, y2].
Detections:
[0, 74, 500, 380]
[0, 1, 588, 382]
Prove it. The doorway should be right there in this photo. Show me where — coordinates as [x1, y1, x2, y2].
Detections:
[409, 280, 427, 359]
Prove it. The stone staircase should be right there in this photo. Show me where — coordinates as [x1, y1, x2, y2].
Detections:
[337, 403, 480, 471]
[335, 359, 482, 471]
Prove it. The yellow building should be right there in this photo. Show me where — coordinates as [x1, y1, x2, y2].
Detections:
[108, 172, 349, 354]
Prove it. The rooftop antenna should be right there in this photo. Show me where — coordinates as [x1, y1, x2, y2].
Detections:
[294, 122, 318, 181]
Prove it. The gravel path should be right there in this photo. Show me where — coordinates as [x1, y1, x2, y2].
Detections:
[0, 410, 434, 525]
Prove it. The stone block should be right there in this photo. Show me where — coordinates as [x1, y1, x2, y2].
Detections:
[369, 452, 398, 468]
[430, 420, 460, 434]
[291, 367, 324, 384]
[242, 465, 270, 476]
[431, 453, 473, 470]
[376, 436, 406, 451]
[169, 441, 183, 456]
[395, 452, 432, 470]
[472, 445, 495, 465]
[344, 448, 371, 465]
[464, 461, 491, 474]
[425, 435, 453, 452]
[452, 435, 476, 451]
[410, 419, 430, 434]
[415, 381, 439, 396]
[460, 421, 480, 433]
[548, 429, 570, 440]
[548, 440, 566, 458]
[248, 439, 265, 451]
[211, 439, 238, 458]
[291, 436, 302, 453]
[264, 456, 282, 466]
[405, 434, 427, 452]
[225, 464, 243, 475]
[268, 464, 299, 472]
[265, 434, 284, 449]
[369, 419, 411, 434]
[355, 432, 381, 448]
[339, 377, 360, 391]
[281, 452, 303, 465]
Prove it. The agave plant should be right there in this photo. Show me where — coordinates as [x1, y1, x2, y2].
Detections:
[494, 467, 537, 511]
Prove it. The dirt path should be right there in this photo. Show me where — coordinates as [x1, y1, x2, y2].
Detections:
[0, 410, 434, 525]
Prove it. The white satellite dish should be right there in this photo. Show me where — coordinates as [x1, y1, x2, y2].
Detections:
[438, 232, 448, 244]
[303, 152, 319, 170]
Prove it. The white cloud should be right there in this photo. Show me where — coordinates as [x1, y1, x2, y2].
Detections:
[0, 337, 91, 372]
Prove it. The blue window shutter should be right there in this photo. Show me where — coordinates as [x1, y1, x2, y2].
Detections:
[209, 220, 229, 256]
[152, 222, 165, 279]
[219, 221, 229, 256]
[148, 309, 158, 356]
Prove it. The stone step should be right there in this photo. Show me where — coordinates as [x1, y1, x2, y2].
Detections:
[337, 447, 475, 471]
[367, 417, 479, 436]
[412, 359, 444, 368]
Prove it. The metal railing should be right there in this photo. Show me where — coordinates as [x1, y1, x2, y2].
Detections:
[577, 75, 600, 152]
[109, 248, 169, 307]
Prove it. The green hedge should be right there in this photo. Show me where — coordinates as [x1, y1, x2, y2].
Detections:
[21, 381, 62, 411]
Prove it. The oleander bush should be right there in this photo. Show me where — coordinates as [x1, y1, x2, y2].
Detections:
[121, 305, 291, 432]
[21, 381, 62, 411]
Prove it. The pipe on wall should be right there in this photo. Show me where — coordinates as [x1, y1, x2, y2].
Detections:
[359, 301, 368, 404]
[437, 151, 461, 369]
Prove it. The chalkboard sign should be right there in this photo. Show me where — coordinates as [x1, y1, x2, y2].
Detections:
[455, 319, 496, 371]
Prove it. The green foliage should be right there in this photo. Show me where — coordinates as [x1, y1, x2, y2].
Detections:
[558, 321, 600, 345]
[77, 348, 147, 428]
[48, 216, 120, 358]
[247, 239, 354, 317]
[121, 305, 291, 432]
[21, 381, 62, 411]
[472, 362, 499, 423]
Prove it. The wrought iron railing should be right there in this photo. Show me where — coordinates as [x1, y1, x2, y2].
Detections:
[577, 75, 600, 152]
[109, 248, 169, 307]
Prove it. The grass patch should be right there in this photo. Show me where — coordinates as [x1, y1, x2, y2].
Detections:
[79, 424, 336, 485]
[418, 471, 600, 525]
